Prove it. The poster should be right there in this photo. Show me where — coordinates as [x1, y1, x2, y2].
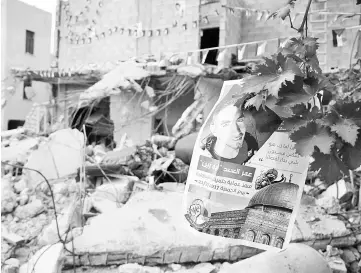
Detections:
[183, 79, 309, 251]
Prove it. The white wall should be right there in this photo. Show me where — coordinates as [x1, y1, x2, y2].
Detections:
[2, 0, 53, 130]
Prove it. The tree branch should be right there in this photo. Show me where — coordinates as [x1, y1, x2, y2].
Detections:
[288, 14, 298, 31]
[298, 0, 313, 34]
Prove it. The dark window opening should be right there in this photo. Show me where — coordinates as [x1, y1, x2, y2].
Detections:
[332, 30, 338, 47]
[214, 228, 220, 236]
[200, 27, 220, 65]
[26, 30, 35, 54]
[8, 120, 25, 130]
[23, 78, 32, 100]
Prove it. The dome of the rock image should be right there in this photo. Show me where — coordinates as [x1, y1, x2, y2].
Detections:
[247, 183, 299, 210]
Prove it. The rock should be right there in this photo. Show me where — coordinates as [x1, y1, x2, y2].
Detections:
[192, 263, 216, 273]
[320, 179, 353, 203]
[14, 199, 44, 219]
[24, 129, 84, 188]
[326, 256, 347, 273]
[118, 263, 163, 273]
[218, 243, 332, 273]
[5, 258, 20, 268]
[1, 138, 38, 163]
[38, 199, 82, 246]
[349, 261, 359, 273]
[341, 248, 357, 264]
[6, 214, 13, 222]
[169, 264, 182, 271]
[18, 194, 29, 206]
[348, 247, 361, 261]
[357, 244, 361, 253]
[13, 179, 27, 194]
[52, 182, 69, 195]
[316, 196, 341, 214]
[2, 178, 17, 213]
[158, 183, 185, 193]
[19, 243, 64, 273]
[90, 176, 135, 213]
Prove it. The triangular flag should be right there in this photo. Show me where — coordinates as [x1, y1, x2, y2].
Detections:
[141, 100, 150, 110]
[201, 50, 209, 64]
[216, 49, 226, 63]
[335, 29, 346, 47]
[186, 52, 194, 65]
[237, 45, 246, 62]
[145, 86, 155, 98]
[256, 41, 267, 56]
[256, 10, 263, 20]
[245, 9, 251, 17]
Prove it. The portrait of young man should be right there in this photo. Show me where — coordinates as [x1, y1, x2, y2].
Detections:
[200, 97, 259, 165]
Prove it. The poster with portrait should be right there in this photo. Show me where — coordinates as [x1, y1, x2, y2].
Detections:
[183, 79, 309, 251]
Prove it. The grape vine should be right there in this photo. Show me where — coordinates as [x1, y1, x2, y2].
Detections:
[239, 0, 361, 184]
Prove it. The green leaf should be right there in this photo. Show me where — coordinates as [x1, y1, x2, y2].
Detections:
[332, 101, 361, 127]
[331, 120, 360, 146]
[266, 96, 294, 118]
[266, 71, 297, 97]
[283, 105, 321, 131]
[277, 76, 311, 107]
[282, 58, 304, 76]
[303, 37, 319, 57]
[244, 93, 264, 110]
[307, 56, 322, 75]
[254, 57, 278, 75]
[310, 147, 349, 184]
[340, 131, 361, 170]
[290, 122, 335, 156]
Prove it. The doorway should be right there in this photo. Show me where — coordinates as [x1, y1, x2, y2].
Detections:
[200, 28, 220, 65]
[8, 120, 25, 130]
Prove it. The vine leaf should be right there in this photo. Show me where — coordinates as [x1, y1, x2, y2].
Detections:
[331, 119, 360, 146]
[254, 57, 278, 74]
[283, 105, 320, 131]
[265, 96, 293, 118]
[340, 131, 361, 170]
[332, 101, 361, 127]
[310, 148, 349, 184]
[290, 122, 335, 156]
[244, 93, 264, 110]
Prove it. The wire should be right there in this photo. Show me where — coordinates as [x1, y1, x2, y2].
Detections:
[1, 162, 78, 265]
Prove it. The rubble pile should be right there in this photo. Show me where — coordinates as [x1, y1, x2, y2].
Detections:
[1, 128, 361, 273]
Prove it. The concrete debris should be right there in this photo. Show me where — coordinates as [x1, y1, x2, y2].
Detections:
[191, 263, 217, 273]
[19, 243, 64, 273]
[13, 178, 27, 194]
[118, 263, 163, 273]
[1, 137, 39, 163]
[90, 176, 135, 213]
[349, 261, 360, 273]
[316, 196, 341, 214]
[218, 243, 332, 273]
[1, 178, 17, 213]
[24, 128, 84, 187]
[14, 199, 44, 219]
[320, 179, 353, 203]
[326, 257, 347, 273]
[168, 264, 183, 271]
[2, 228, 25, 246]
[341, 248, 358, 264]
[38, 198, 82, 246]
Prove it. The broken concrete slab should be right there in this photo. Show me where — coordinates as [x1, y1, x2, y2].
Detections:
[63, 191, 353, 267]
[19, 243, 64, 273]
[218, 243, 332, 273]
[316, 196, 341, 215]
[24, 129, 84, 188]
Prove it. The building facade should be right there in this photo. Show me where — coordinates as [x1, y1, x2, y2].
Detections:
[51, 0, 360, 145]
[1, 0, 53, 130]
